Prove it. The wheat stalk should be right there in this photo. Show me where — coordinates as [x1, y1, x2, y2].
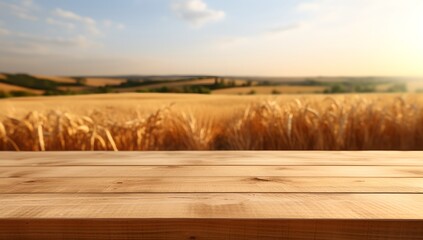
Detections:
[1, 96, 422, 151]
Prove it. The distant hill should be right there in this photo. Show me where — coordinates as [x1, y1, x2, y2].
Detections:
[0, 73, 418, 98]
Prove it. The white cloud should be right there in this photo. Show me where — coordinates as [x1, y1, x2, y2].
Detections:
[54, 8, 95, 25]
[54, 8, 100, 35]
[103, 20, 126, 30]
[0, 0, 127, 73]
[0, 0, 38, 21]
[0, 31, 98, 56]
[46, 18, 75, 30]
[172, 0, 225, 27]
[52, 8, 125, 34]
[0, 4, 125, 58]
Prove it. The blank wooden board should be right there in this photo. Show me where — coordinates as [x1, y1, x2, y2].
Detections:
[1, 166, 423, 177]
[1, 151, 423, 166]
[1, 151, 423, 239]
[1, 193, 423, 219]
[1, 177, 423, 193]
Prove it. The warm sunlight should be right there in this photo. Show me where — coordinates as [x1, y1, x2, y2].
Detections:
[2, 1, 423, 239]
[0, 0, 422, 76]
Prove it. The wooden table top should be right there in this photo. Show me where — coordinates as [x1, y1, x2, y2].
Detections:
[1, 151, 423, 239]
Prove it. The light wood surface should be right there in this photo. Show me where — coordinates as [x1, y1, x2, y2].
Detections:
[1, 151, 422, 166]
[1, 177, 423, 193]
[1, 151, 423, 239]
[1, 165, 423, 177]
[1, 193, 423, 219]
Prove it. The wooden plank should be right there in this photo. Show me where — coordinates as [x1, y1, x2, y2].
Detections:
[1, 219, 423, 240]
[1, 177, 423, 193]
[1, 152, 423, 239]
[1, 151, 422, 166]
[1, 166, 423, 178]
[1, 193, 423, 219]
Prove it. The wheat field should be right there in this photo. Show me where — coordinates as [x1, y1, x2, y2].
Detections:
[1, 93, 422, 151]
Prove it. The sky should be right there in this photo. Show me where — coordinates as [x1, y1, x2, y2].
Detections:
[0, 0, 422, 76]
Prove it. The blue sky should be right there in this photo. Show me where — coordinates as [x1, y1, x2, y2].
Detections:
[0, 0, 422, 76]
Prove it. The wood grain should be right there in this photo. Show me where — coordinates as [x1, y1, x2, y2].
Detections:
[1, 177, 423, 193]
[1, 151, 422, 166]
[1, 193, 423, 219]
[1, 166, 423, 177]
[1, 151, 423, 239]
